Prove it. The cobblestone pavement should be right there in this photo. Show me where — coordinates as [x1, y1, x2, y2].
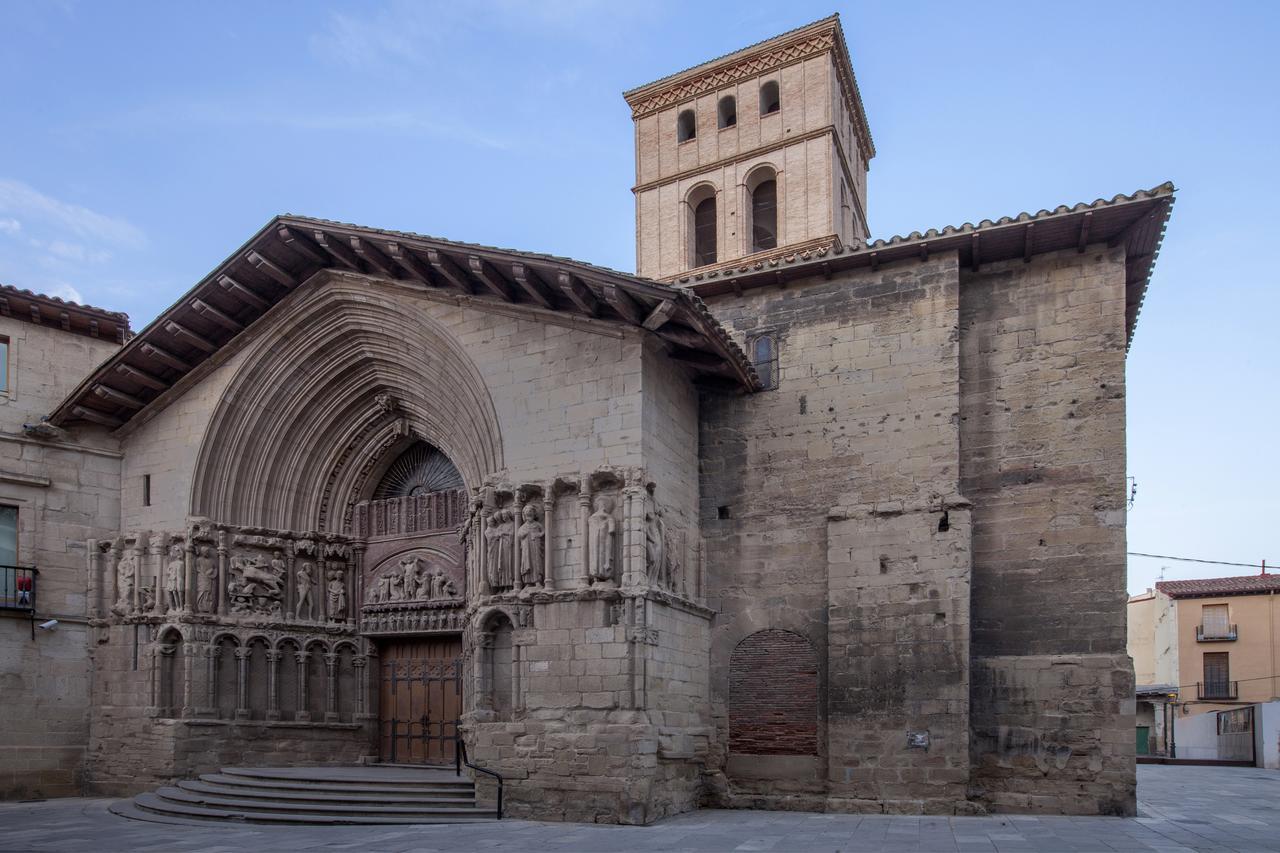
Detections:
[1, 765, 1277, 852]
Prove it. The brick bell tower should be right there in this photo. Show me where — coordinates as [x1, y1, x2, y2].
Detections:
[624, 15, 875, 282]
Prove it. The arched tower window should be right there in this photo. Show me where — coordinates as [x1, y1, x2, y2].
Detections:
[691, 192, 717, 267]
[717, 95, 737, 129]
[750, 333, 778, 390]
[747, 169, 773, 252]
[676, 109, 697, 142]
[759, 80, 780, 115]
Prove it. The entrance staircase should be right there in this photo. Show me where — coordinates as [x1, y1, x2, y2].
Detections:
[110, 765, 497, 825]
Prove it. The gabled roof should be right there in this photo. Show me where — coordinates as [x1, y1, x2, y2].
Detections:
[48, 216, 759, 430]
[0, 283, 130, 343]
[678, 182, 1175, 348]
[1157, 574, 1280, 599]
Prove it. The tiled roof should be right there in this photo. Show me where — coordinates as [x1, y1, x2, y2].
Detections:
[680, 182, 1175, 349]
[1156, 574, 1280, 599]
[0, 282, 130, 342]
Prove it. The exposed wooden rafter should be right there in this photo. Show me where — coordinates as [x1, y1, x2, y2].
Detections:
[1023, 223, 1035, 263]
[425, 249, 474, 294]
[601, 283, 644, 324]
[311, 230, 361, 271]
[275, 226, 327, 266]
[114, 363, 168, 391]
[655, 324, 710, 350]
[164, 321, 217, 353]
[467, 256, 515, 302]
[140, 342, 192, 373]
[1077, 211, 1093, 253]
[970, 233, 981, 272]
[190, 299, 243, 332]
[510, 263, 554, 309]
[385, 243, 436, 285]
[641, 299, 677, 331]
[217, 275, 270, 311]
[247, 251, 296, 288]
[92, 383, 146, 409]
[71, 406, 124, 428]
[351, 237, 397, 278]
[558, 271, 599, 317]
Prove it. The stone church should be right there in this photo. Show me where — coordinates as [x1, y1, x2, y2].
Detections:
[0, 15, 1172, 821]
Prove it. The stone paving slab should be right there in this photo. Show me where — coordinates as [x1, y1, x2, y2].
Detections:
[1, 766, 1278, 852]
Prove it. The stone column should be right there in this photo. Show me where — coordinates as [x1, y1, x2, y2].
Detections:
[183, 537, 196, 615]
[577, 485, 591, 588]
[542, 489, 553, 590]
[181, 638, 195, 717]
[215, 533, 228, 616]
[478, 506, 492, 597]
[353, 655, 369, 717]
[295, 650, 311, 722]
[86, 539, 101, 620]
[324, 652, 339, 722]
[353, 544, 366, 617]
[513, 494, 525, 591]
[148, 643, 166, 715]
[234, 646, 251, 720]
[284, 543, 296, 623]
[203, 644, 218, 716]
[265, 650, 282, 721]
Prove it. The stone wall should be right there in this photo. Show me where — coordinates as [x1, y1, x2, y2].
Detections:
[959, 248, 1135, 815]
[0, 317, 121, 799]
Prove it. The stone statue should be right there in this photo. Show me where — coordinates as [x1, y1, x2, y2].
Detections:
[484, 509, 515, 590]
[517, 504, 544, 586]
[227, 554, 285, 617]
[195, 546, 217, 613]
[112, 552, 137, 615]
[295, 561, 315, 620]
[163, 545, 184, 611]
[587, 495, 617, 583]
[400, 556, 422, 599]
[326, 570, 347, 620]
[645, 507, 666, 586]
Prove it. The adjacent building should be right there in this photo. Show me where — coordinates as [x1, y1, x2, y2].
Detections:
[0, 15, 1177, 820]
[1128, 574, 1280, 762]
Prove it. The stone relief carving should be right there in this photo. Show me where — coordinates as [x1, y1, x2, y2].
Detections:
[228, 553, 286, 617]
[517, 504, 544, 587]
[112, 550, 137, 615]
[163, 544, 184, 612]
[294, 561, 316, 620]
[587, 495, 617, 584]
[484, 508, 516, 591]
[326, 570, 347, 620]
[366, 555, 459, 604]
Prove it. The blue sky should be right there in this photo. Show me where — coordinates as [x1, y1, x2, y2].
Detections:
[1, 1, 1277, 593]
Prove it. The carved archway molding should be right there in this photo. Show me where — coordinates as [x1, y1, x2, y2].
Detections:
[191, 281, 503, 532]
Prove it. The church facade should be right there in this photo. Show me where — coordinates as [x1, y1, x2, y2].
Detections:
[0, 16, 1171, 821]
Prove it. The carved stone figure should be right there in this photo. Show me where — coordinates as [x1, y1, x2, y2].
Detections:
[295, 561, 315, 620]
[587, 495, 617, 583]
[227, 554, 284, 617]
[163, 545, 184, 611]
[327, 570, 347, 620]
[401, 555, 422, 599]
[194, 546, 217, 613]
[517, 504, 544, 586]
[112, 552, 137, 615]
[645, 507, 666, 587]
[484, 509, 515, 590]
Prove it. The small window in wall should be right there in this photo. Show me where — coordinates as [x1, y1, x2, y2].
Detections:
[677, 108, 697, 143]
[717, 95, 737, 129]
[0, 336, 9, 394]
[143, 474, 152, 507]
[0, 505, 16, 565]
[693, 196, 717, 267]
[751, 179, 778, 253]
[1202, 604, 1230, 639]
[750, 333, 778, 390]
[1203, 652, 1230, 697]
[760, 80, 780, 115]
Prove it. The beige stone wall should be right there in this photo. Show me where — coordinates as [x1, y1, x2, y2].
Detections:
[960, 247, 1135, 815]
[0, 318, 121, 799]
[1127, 594, 1157, 684]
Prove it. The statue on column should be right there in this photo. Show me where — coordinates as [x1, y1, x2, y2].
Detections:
[112, 550, 137, 615]
[326, 570, 347, 620]
[587, 495, 617, 583]
[645, 507, 666, 587]
[295, 562, 315, 620]
[484, 508, 515, 590]
[195, 545, 217, 613]
[517, 504, 545, 587]
[163, 544, 184, 612]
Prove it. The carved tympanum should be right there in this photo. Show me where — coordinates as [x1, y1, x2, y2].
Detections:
[367, 555, 459, 604]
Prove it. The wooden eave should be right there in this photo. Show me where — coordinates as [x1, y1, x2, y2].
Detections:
[679, 183, 1175, 349]
[48, 216, 759, 429]
[0, 283, 130, 343]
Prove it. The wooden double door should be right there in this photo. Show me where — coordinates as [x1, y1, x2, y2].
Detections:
[378, 635, 463, 765]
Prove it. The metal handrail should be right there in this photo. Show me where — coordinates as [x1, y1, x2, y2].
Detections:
[455, 732, 503, 819]
[1197, 680, 1239, 700]
[0, 565, 38, 638]
[1196, 624, 1238, 641]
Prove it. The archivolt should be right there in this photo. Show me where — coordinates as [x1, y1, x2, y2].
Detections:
[191, 282, 502, 532]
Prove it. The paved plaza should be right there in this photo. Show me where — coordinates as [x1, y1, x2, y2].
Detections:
[0, 765, 1277, 852]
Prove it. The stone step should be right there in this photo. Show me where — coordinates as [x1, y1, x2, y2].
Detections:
[153, 785, 492, 819]
[127, 792, 496, 826]
[178, 779, 478, 805]
[198, 772, 473, 796]
[219, 765, 466, 787]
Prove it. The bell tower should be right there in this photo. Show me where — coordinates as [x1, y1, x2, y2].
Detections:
[624, 15, 874, 282]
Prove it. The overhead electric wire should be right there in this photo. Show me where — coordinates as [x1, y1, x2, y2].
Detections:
[1127, 552, 1274, 570]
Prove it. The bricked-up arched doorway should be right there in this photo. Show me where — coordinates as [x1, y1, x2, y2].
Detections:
[728, 629, 819, 755]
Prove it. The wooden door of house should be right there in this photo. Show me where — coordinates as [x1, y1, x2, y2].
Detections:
[379, 636, 463, 765]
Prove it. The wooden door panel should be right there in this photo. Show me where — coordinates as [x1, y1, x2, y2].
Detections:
[379, 636, 462, 764]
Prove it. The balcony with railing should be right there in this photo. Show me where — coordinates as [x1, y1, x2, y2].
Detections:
[1196, 623, 1238, 642]
[1196, 680, 1239, 700]
[0, 565, 36, 612]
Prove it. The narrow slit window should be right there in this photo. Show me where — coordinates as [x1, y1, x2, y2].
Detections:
[143, 474, 152, 507]
[751, 334, 778, 390]
[693, 196, 717, 267]
[751, 179, 778, 252]
[0, 337, 9, 394]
